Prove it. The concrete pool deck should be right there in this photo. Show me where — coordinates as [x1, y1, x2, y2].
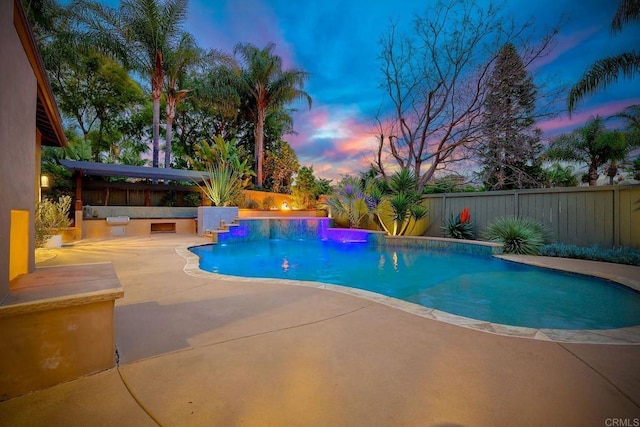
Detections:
[1, 234, 639, 425]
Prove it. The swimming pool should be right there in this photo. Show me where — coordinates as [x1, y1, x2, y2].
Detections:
[190, 239, 640, 330]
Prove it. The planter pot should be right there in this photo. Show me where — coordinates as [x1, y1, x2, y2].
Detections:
[197, 206, 239, 236]
[43, 234, 63, 248]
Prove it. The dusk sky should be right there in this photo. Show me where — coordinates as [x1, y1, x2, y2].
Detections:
[115, 0, 640, 181]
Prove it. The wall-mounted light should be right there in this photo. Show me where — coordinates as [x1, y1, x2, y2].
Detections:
[281, 202, 290, 210]
[40, 175, 50, 188]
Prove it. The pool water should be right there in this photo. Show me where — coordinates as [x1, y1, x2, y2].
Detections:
[190, 239, 640, 330]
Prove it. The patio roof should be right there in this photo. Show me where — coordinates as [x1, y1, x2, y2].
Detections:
[59, 160, 209, 183]
[14, 0, 67, 147]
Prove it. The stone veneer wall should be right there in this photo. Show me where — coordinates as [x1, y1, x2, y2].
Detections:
[216, 220, 500, 256]
[218, 218, 332, 244]
[382, 235, 504, 255]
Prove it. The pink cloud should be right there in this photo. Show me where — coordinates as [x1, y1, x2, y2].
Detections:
[530, 25, 600, 70]
[538, 98, 640, 135]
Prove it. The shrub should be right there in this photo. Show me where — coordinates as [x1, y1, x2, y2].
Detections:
[183, 192, 202, 207]
[244, 198, 259, 209]
[539, 243, 640, 266]
[35, 195, 72, 248]
[482, 216, 548, 255]
[442, 207, 474, 239]
[262, 196, 275, 210]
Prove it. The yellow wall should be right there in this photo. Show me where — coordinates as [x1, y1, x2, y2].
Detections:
[242, 190, 293, 209]
[9, 210, 29, 282]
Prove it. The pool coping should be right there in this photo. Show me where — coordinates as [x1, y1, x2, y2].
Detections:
[176, 244, 640, 345]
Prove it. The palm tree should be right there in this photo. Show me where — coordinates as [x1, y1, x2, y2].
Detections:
[76, 0, 188, 168]
[546, 116, 628, 186]
[568, 0, 640, 113]
[233, 42, 312, 187]
[163, 32, 200, 169]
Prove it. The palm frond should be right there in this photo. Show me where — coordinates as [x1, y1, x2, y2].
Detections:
[612, 0, 640, 32]
[568, 52, 640, 113]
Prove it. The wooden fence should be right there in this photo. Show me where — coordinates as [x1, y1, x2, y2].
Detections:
[422, 185, 640, 248]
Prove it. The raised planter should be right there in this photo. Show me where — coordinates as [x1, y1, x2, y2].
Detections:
[383, 235, 504, 256]
[43, 234, 62, 248]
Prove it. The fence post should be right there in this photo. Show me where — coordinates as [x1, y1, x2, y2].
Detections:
[614, 187, 620, 247]
[441, 194, 446, 224]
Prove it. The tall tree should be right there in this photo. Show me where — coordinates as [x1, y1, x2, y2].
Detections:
[568, 0, 640, 113]
[77, 0, 189, 168]
[24, 0, 147, 162]
[374, 0, 556, 191]
[291, 165, 318, 208]
[263, 140, 299, 193]
[163, 32, 201, 168]
[479, 43, 543, 190]
[233, 42, 312, 187]
[52, 51, 146, 159]
[546, 116, 628, 186]
[172, 63, 242, 167]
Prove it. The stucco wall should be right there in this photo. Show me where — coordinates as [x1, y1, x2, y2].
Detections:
[0, 0, 38, 297]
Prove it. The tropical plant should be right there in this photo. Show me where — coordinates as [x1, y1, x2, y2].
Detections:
[197, 163, 243, 207]
[376, 169, 428, 236]
[163, 32, 202, 168]
[546, 116, 629, 186]
[442, 207, 474, 239]
[324, 175, 373, 228]
[77, 0, 189, 168]
[543, 163, 579, 187]
[35, 196, 73, 248]
[568, 0, 640, 113]
[482, 216, 548, 255]
[233, 42, 312, 187]
[193, 135, 255, 188]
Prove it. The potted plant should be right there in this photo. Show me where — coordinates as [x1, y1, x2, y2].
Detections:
[36, 195, 72, 248]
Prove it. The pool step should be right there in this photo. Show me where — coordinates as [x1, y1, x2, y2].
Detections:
[203, 218, 240, 243]
[219, 219, 240, 230]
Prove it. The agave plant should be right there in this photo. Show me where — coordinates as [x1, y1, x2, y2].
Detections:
[197, 163, 243, 206]
[482, 216, 548, 255]
[323, 175, 374, 228]
[375, 169, 428, 236]
[442, 207, 474, 239]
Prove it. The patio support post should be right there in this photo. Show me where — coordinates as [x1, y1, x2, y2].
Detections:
[74, 172, 83, 211]
[74, 171, 83, 240]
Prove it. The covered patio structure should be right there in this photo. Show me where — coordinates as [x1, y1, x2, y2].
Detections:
[59, 159, 210, 239]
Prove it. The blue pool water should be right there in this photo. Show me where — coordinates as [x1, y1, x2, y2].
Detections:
[190, 239, 640, 330]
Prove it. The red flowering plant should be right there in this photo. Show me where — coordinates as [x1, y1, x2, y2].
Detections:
[442, 207, 474, 239]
